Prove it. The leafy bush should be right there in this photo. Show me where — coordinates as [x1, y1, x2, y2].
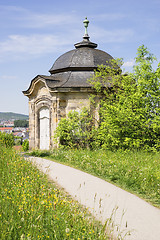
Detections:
[54, 108, 96, 149]
[14, 136, 22, 146]
[89, 45, 160, 151]
[22, 139, 29, 151]
[0, 132, 14, 148]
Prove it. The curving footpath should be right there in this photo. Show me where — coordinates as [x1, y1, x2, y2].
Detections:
[28, 156, 160, 240]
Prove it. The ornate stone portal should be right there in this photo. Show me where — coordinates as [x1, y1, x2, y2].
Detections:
[23, 18, 114, 150]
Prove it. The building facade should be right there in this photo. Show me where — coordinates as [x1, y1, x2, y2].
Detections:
[23, 18, 114, 150]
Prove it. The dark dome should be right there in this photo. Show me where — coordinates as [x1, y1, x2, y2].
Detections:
[23, 18, 115, 94]
[49, 47, 113, 74]
[47, 18, 115, 88]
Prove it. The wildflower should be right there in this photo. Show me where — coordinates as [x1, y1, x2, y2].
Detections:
[65, 228, 70, 233]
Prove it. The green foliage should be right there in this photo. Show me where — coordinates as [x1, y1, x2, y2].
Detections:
[14, 119, 29, 128]
[30, 149, 52, 157]
[54, 108, 96, 149]
[0, 132, 14, 148]
[22, 139, 29, 151]
[89, 45, 160, 150]
[14, 136, 22, 146]
[30, 149, 160, 207]
[0, 145, 109, 239]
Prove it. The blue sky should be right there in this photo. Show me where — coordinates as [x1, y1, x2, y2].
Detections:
[0, 0, 159, 115]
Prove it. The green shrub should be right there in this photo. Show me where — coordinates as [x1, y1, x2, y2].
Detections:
[14, 136, 22, 146]
[89, 46, 160, 151]
[22, 139, 29, 151]
[54, 108, 96, 149]
[0, 132, 14, 148]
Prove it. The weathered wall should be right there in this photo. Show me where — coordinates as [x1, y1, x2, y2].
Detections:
[28, 83, 92, 150]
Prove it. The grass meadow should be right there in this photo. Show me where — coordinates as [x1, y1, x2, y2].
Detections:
[0, 146, 110, 240]
[30, 149, 160, 208]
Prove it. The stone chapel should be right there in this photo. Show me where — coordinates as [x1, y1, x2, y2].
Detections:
[23, 18, 114, 150]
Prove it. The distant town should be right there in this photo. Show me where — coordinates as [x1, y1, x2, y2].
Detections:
[0, 112, 29, 141]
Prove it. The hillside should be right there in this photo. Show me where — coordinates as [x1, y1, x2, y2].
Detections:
[0, 112, 29, 120]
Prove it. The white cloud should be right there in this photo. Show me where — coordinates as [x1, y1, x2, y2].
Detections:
[0, 75, 18, 80]
[0, 5, 79, 29]
[0, 34, 73, 61]
[92, 13, 126, 21]
[91, 26, 134, 43]
[122, 59, 135, 72]
[0, 27, 135, 62]
[24, 13, 78, 28]
[1, 6, 126, 28]
[123, 59, 135, 67]
[0, 5, 135, 62]
[0, 5, 26, 12]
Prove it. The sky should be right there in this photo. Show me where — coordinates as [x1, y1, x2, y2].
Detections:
[0, 0, 159, 115]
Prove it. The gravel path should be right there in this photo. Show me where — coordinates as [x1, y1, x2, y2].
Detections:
[28, 156, 160, 240]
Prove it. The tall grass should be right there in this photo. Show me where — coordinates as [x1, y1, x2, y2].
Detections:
[0, 146, 109, 239]
[30, 149, 160, 207]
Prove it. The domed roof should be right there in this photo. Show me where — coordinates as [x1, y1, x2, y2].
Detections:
[23, 18, 114, 96]
[49, 17, 114, 75]
[49, 47, 113, 74]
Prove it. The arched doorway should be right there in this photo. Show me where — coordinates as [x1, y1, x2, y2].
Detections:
[39, 107, 50, 150]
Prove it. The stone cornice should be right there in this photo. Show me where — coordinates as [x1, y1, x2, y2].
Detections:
[22, 75, 49, 97]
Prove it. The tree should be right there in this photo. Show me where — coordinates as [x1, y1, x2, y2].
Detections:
[14, 120, 29, 128]
[89, 45, 160, 150]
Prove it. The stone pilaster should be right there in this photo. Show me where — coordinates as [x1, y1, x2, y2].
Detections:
[28, 101, 35, 150]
